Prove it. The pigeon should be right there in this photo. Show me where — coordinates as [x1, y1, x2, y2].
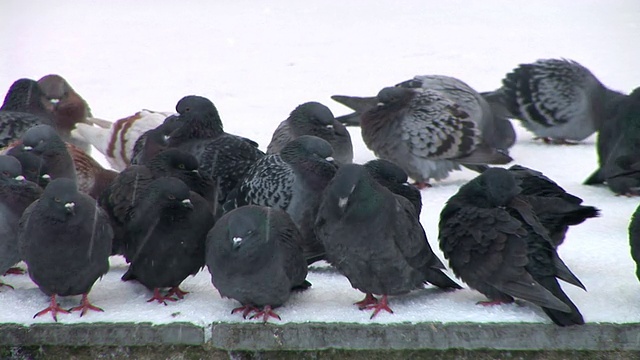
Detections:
[0, 79, 55, 148]
[166, 95, 265, 201]
[0, 155, 43, 288]
[65, 142, 118, 199]
[121, 177, 215, 304]
[130, 115, 184, 165]
[584, 87, 640, 195]
[6, 124, 77, 183]
[360, 86, 512, 188]
[37, 75, 93, 153]
[628, 204, 640, 282]
[267, 101, 353, 165]
[99, 148, 216, 255]
[6, 151, 51, 188]
[482, 58, 626, 144]
[224, 135, 336, 263]
[206, 205, 310, 321]
[363, 159, 422, 216]
[333, 74, 517, 152]
[438, 167, 585, 326]
[18, 178, 112, 321]
[315, 164, 461, 319]
[72, 109, 173, 171]
[507, 165, 599, 247]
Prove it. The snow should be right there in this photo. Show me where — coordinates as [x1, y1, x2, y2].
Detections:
[1, 0, 640, 326]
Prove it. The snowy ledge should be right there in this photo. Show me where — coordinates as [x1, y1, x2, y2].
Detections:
[1, 322, 639, 351]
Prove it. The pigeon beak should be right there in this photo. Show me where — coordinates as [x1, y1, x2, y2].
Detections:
[14, 175, 25, 181]
[338, 197, 348, 209]
[181, 198, 194, 209]
[163, 135, 171, 142]
[376, 102, 385, 107]
[232, 236, 243, 249]
[326, 124, 334, 130]
[23, 146, 33, 151]
[191, 169, 199, 174]
[325, 156, 334, 162]
[64, 202, 75, 214]
[42, 174, 51, 180]
[49, 98, 61, 105]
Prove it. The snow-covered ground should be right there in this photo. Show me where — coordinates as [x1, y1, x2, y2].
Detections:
[1, 0, 639, 326]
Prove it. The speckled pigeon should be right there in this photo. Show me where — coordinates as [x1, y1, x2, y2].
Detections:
[316, 163, 461, 319]
[438, 168, 585, 326]
[206, 205, 310, 322]
[267, 101, 353, 165]
[18, 178, 112, 321]
[483, 58, 626, 144]
[360, 86, 512, 188]
[121, 177, 215, 304]
[224, 135, 336, 263]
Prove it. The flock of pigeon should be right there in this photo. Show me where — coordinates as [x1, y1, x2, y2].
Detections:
[0, 58, 638, 327]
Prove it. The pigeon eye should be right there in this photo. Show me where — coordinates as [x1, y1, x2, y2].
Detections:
[178, 164, 185, 169]
[168, 195, 176, 200]
[184, 107, 191, 112]
[54, 197, 61, 202]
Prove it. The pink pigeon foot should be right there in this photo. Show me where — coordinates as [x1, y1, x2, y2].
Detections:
[69, 293, 104, 317]
[146, 288, 177, 305]
[34, 294, 70, 322]
[231, 305, 259, 319]
[476, 299, 514, 306]
[167, 286, 189, 299]
[250, 305, 281, 322]
[363, 294, 394, 319]
[4, 267, 25, 275]
[354, 293, 378, 310]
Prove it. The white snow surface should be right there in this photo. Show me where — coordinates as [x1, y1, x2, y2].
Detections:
[1, 0, 640, 326]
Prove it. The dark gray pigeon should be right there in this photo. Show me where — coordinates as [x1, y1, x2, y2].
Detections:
[166, 95, 265, 202]
[37, 74, 93, 152]
[121, 177, 215, 304]
[130, 115, 184, 165]
[584, 87, 640, 195]
[360, 86, 512, 188]
[333, 74, 517, 152]
[267, 102, 353, 165]
[315, 164, 461, 319]
[0, 79, 55, 148]
[206, 205, 310, 321]
[18, 178, 112, 321]
[508, 165, 599, 247]
[7, 151, 51, 188]
[7, 124, 77, 183]
[0, 155, 42, 287]
[99, 148, 217, 255]
[224, 135, 336, 263]
[438, 168, 585, 326]
[363, 159, 422, 216]
[628, 203, 640, 282]
[483, 58, 626, 144]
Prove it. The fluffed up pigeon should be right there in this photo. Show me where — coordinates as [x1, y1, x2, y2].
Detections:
[360, 86, 512, 188]
[363, 159, 422, 216]
[121, 177, 215, 304]
[438, 167, 585, 326]
[483, 58, 627, 144]
[267, 101, 353, 165]
[316, 163, 461, 319]
[206, 205, 311, 322]
[18, 178, 112, 321]
[628, 203, 640, 282]
[224, 135, 336, 264]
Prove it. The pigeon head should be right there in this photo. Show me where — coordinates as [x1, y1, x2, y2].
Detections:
[225, 205, 268, 251]
[37, 75, 70, 108]
[20, 124, 65, 155]
[375, 87, 414, 109]
[364, 159, 408, 184]
[281, 135, 334, 163]
[176, 95, 218, 116]
[325, 163, 381, 215]
[478, 167, 522, 207]
[149, 148, 201, 176]
[168, 95, 223, 142]
[1, 78, 50, 115]
[42, 178, 80, 217]
[6, 151, 51, 187]
[290, 102, 336, 128]
[0, 155, 23, 180]
[144, 177, 194, 211]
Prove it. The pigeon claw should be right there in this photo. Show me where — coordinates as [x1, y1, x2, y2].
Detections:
[476, 299, 514, 307]
[534, 137, 579, 145]
[0, 281, 15, 290]
[354, 293, 378, 310]
[4, 267, 25, 275]
[231, 305, 259, 319]
[412, 181, 432, 190]
[146, 288, 178, 305]
[363, 295, 393, 319]
[249, 305, 281, 322]
[69, 293, 104, 317]
[167, 286, 189, 300]
[34, 294, 70, 322]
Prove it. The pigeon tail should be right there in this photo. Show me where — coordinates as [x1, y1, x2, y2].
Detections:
[536, 276, 585, 326]
[424, 268, 463, 290]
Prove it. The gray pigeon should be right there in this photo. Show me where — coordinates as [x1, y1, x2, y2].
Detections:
[267, 102, 353, 165]
[7, 124, 77, 183]
[584, 87, 640, 195]
[360, 86, 512, 188]
[0, 155, 42, 287]
[37, 74, 93, 152]
[18, 178, 112, 321]
[333, 74, 516, 152]
[438, 168, 585, 326]
[121, 177, 215, 304]
[206, 205, 311, 321]
[628, 203, 640, 282]
[364, 159, 422, 216]
[166, 95, 265, 202]
[0, 79, 55, 148]
[482, 58, 626, 144]
[224, 135, 336, 263]
[315, 164, 461, 319]
[7, 151, 51, 188]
